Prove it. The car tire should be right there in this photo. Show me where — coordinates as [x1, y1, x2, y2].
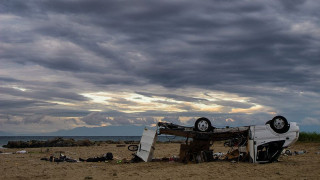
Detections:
[270, 116, 290, 134]
[128, 145, 139, 151]
[195, 117, 212, 132]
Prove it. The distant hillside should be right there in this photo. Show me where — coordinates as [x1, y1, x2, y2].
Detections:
[41, 125, 148, 136]
[1, 126, 152, 136]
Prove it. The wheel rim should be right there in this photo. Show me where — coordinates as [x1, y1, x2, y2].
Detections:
[198, 120, 209, 131]
[274, 118, 285, 129]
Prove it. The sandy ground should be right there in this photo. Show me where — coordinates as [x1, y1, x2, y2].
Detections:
[0, 142, 319, 180]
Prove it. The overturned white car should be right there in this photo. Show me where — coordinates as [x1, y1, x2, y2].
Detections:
[136, 116, 299, 163]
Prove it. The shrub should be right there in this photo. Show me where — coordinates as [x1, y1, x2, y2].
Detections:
[298, 132, 320, 142]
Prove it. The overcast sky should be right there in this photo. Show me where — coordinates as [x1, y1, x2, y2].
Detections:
[1, 0, 319, 134]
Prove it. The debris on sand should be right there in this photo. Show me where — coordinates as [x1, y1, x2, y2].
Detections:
[41, 151, 78, 163]
[16, 150, 27, 154]
[79, 152, 113, 162]
[294, 150, 306, 155]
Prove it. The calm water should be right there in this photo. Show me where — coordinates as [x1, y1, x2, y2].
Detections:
[0, 136, 185, 148]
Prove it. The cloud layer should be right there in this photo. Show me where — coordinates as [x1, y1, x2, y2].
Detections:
[1, 0, 320, 133]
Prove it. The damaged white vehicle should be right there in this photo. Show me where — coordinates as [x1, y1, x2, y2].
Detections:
[136, 116, 299, 163]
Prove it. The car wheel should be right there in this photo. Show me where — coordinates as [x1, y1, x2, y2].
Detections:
[270, 116, 290, 134]
[128, 145, 138, 151]
[195, 117, 212, 132]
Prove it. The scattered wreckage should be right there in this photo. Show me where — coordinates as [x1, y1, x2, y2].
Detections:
[133, 116, 299, 163]
[38, 115, 299, 164]
[41, 151, 114, 163]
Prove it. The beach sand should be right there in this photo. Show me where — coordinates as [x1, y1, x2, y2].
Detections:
[0, 142, 319, 180]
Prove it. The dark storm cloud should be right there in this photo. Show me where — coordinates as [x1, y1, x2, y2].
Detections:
[22, 114, 52, 124]
[28, 58, 105, 73]
[0, 87, 88, 102]
[50, 81, 75, 89]
[0, 77, 22, 83]
[278, 0, 308, 11]
[0, 99, 53, 109]
[1, 0, 320, 132]
[2, 0, 319, 89]
[213, 100, 254, 109]
[76, 73, 144, 86]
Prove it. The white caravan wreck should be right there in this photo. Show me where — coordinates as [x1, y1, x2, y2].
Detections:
[135, 116, 299, 163]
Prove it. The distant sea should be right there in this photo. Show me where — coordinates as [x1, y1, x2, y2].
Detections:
[0, 136, 185, 148]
